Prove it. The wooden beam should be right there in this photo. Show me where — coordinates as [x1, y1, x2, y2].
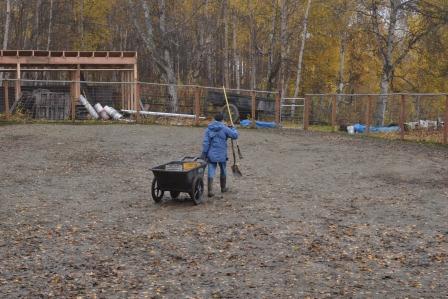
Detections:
[3, 80, 9, 119]
[194, 87, 201, 126]
[400, 94, 406, 140]
[275, 93, 280, 124]
[366, 96, 373, 134]
[0, 56, 137, 65]
[15, 63, 21, 103]
[70, 67, 81, 121]
[303, 96, 310, 130]
[331, 94, 337, 131]
[251, 91, 256, 128]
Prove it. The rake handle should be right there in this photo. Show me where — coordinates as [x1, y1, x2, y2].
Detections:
[223, 86, 243, 159]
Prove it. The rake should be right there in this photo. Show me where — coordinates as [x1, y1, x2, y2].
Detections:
[223, 86, 243, 177]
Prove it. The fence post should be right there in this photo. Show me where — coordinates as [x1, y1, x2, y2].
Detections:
[3, 80, 9, 119]
[366, 95, 373, 134]
[251, 91, 256, 128]
[70, 67, 81, 121]
[304, 95, 310, 130]
[444, 95, 448, 145]
[400, 94, 406, 140]
[331, 94, 337, 131]
[275, 92, 280, 125]
[135, 82, 141, 123]
[15, 63, 21, 106]
[194, 86, 200, 126]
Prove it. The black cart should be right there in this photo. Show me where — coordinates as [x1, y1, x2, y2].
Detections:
[150, 157, 207, 205]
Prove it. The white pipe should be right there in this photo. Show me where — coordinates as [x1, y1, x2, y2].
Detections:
[122, 109, 206, 119]
[79, 95, 99, 119]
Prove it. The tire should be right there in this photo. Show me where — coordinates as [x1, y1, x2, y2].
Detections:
[170, 191, 180, 199]
[151, 178, 164, 203]
[190, 177, 204, 205]
[221, 104, 240, 123]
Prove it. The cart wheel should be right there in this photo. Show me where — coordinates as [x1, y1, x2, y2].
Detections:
[190, 177, 204, 205]
[221, 104, 240, 123]
[170, 191, 180, 199]
[151, 178, 164, 203]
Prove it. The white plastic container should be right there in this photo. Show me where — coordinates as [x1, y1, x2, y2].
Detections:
[347, 125, 355, 135]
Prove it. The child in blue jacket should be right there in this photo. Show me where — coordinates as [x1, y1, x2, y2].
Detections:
[201, 113, 239, 197]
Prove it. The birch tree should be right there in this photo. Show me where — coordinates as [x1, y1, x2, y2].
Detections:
[362, 0, 439, 125]
[128, 0, 179, 112]
[293, 0, 312, 98]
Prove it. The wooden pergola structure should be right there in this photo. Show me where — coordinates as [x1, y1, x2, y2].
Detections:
[0, 50, 139, 119]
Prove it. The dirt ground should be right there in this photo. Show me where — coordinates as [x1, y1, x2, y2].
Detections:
[0, 124, 447, 298]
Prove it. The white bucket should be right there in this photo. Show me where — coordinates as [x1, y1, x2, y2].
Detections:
[347, 125, 355, 135]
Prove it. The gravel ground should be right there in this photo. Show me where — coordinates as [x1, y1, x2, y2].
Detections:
[0, 124, 447, 298]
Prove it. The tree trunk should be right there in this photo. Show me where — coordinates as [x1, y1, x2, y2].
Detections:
[266, 1, 277, 90]
[293, 0, 312, 98]
[47, 0, 54, 50]
[222, 0, 230, 88]
[249, 2, 256, 90]
[280, 0, 288, 96]
[373, 1, 398, 126]
[232, 13, 240, 92]
[33, 0, 42, 49]
[337, 32, 346, 98]
[3, 0, 11, 50]
[158, 0, 178, 112]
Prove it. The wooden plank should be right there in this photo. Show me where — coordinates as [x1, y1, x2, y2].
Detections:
[0, 56, 137, 65]
[3, 80, 9, 119]
[304, 96, 310, 130]
[194, 87, 201, 126]
[366, 95, 373, 134]
[275, 93, 280, 124]
[70, 67, 81, 121]
[251, 91, 256, 128]
[400, 94, 405, 140]
[331, 94, 337, 131]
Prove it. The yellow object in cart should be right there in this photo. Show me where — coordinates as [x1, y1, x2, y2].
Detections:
[183, 162, 201, 171]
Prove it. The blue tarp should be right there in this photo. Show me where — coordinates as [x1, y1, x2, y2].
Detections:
[240, 119, 277, 128]
[353, 123, 400, 134]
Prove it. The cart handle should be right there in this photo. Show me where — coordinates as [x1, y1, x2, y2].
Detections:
[181, 156, 200, 162]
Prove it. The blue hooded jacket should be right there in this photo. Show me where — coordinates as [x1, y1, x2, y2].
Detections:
[202, 121, 239, 163]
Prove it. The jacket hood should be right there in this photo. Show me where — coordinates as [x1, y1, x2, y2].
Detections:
[208, 121, 225, 132]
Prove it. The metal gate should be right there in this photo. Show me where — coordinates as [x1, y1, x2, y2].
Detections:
[280, 97, 305, 128]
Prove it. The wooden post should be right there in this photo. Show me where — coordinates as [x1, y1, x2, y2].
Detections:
[15, 63, 21, 103]
[251, 91, 256, 128]
[275, 92, 280, 124]
[304, 95, 310, 130]
[135, 82, 141, 123]
[331, 94, 337, 131]
[133, 63, 138, 112]
[120, 72, 125, 109]
[444, 95, 448, 145]
[194, 87, 200, 126]
[366, 95, 373, 134]
[70, 67, 80, 121]
[3, 80, 9, 119]
[400, 94, 406, 140]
